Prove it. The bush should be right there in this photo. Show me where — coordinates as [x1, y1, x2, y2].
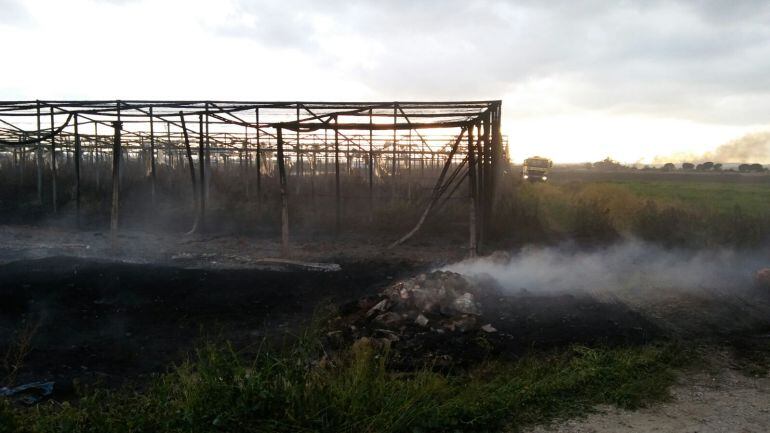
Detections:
[633, 200, 695, 247]
[571, 199, 618, 243]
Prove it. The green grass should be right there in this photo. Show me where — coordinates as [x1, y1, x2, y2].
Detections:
[1, 336, 686, 433]
[487, 177, 770, 248]
[600, 180, 770, 216]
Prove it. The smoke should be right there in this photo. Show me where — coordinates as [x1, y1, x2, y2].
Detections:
[702, 132, 770, 163]
[653, 131, 770, 164]
[444, 240, 768, 294]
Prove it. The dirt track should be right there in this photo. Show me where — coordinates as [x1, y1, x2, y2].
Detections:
[529, 350, 770, 433]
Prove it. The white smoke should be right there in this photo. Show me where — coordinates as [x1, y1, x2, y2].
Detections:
[444, 240, 769, 294]
[443, 240, 770, 334]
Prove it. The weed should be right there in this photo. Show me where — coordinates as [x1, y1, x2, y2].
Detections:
[3, 336, 685, 433]
[2, 320, 40, 386]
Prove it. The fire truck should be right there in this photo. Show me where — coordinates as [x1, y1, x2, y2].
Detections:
[522, 156, 553, 182]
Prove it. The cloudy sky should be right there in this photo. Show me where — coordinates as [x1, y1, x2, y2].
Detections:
[2, 0, 770, 163]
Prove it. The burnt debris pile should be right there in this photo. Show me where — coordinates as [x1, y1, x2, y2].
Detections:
[327, 271, 509, 369]
[326, 259, 671, 369]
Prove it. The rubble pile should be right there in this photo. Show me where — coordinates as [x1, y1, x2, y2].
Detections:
[328, 271, 509, 368]
[372, 271, 487, 331]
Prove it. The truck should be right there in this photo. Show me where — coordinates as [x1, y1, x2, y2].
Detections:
[522, 156, 553, 182]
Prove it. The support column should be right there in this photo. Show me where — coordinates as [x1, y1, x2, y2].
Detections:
[198, 114, 206, 231]
[18, 135, 25, 189]
[243, 122, 249, 199]
[36, 101, 42, 205]
[368, 108, 374, 219]
[74, 114, 81, 226]
[474, 121, 484, 250]
[149, 107, 157, 205]
[334, 116, 341, 235]
[50, 107, 57, 213]
[179, 113, 198, 233]
[95, 122, 100, 191]
[490, 103, 502, 211]
[110, 121, 122, 248]
[296, 103, 302, 178]
[166, 123, 172, 169]
[256, 108, 262, 202]
[276, 127, 289, 256]
[481, 112, 492, 243]
[467, 124, 478, 257]
[392, 104, 397, 196]
[116, 101, 122, 187]
[204, 102, 211, 202]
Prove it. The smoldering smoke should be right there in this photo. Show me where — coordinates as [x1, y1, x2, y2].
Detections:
[654, 131, 770, 164]
[444, 240, 770, 294]
[703, 132, 770, 163]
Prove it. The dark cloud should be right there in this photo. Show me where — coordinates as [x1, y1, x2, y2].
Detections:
[220, 0, 770, 125]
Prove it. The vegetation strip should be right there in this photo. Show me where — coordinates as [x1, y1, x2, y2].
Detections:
[1, 334, 685, 433]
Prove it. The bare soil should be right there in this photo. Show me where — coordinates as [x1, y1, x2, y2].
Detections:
[528, 349, 770, 433]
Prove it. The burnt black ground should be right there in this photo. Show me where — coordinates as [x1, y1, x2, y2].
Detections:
[1, 255, 766, 400]
[0, 256, 419, 397]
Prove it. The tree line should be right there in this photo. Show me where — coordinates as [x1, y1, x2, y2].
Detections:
[660, 162, 766, 172]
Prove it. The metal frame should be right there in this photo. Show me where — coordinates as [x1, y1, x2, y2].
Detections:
[0, 100, 504, 255]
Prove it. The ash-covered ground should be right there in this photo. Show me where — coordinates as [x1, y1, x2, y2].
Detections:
[2, 225, 770, 401]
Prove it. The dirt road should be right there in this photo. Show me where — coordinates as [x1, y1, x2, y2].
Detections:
[529, 352, 770, 433]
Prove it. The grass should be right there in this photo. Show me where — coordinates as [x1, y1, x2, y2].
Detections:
[0, 333, 687, 433]
[487, 178, 770, 248]
[4, 161, 770, 249]
[599, 180, 770, 215]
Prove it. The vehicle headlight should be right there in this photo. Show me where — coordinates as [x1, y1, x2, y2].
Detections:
[523, 174, 529, 179]
[542, 176, 548, 180]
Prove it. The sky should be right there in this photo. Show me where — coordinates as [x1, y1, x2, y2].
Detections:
[1, 0, 770, 163]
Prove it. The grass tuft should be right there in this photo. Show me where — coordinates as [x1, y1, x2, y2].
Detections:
[3, 336, 686, 433]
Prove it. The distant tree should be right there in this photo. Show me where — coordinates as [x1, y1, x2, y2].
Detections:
[750, 163, 765, 172]
[593, 157, 624, 171]
[695, 163, 704, 171]
[714, 163, 723, 171]
[739, 163, 751, 172]
[682, 162, 694, 170]
[702, 161, 714, 170]
[662, 163, 675, 171]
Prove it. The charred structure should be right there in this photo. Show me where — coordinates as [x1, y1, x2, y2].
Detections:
[0, 100, 506, 255]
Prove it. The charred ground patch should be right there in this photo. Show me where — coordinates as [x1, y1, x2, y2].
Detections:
[0, 256, 669, 396]
[0, 256, 418, 395]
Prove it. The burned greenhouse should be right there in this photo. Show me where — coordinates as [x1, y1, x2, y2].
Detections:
[0, 100, 506, 254]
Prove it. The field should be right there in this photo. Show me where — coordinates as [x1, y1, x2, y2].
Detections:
[597, 179, 770, 214]
[490, 169, 770, 248]
[3, 167, 770, 432]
